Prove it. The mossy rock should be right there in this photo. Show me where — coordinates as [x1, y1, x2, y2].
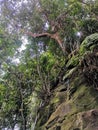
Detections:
[79, 33, 98, 55]
[37, 34, 98, 130]
[66, 33, 98, 68]
[61, 109, 98, 130]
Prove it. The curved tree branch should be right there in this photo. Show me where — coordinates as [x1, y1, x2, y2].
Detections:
[26, 31, 65, 52]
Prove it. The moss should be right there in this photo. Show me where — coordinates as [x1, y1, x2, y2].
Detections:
[66, 34, 98, 69]
[90, 44, 97, 51]
[66, 55, 79, 68]
[79, 33, 98, 55]
[38, 34, 98, 130]
[50, 92, 63, 109]
[79, 40, 87, 55]
[61, 114, 77, 130]
[42, 84, 98, 130]
[72, 84, 98, 113]
[50, 84, 68, 108]
[63, 67, 77, 81]
[51, 96, 60, 104]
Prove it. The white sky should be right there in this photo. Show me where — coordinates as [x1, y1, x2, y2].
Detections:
[18, 36, 29, 52]
[2, 124, 19, 130]
[76, 32, 82, 37]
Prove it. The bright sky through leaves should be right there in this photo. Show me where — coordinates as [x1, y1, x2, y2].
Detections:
[12, 36, 29, 64]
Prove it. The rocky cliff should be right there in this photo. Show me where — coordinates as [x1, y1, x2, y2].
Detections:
[35, 33, 98, 130]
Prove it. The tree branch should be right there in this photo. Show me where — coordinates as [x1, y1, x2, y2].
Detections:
[26, 31, 65, 52]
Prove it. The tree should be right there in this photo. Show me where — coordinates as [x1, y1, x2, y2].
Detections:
[0, 0, 98, 129]
[1, 0, 97, 54]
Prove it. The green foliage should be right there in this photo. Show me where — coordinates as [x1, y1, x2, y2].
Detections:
[0, 84, 6, 103]
[40, 51, 55, 73]
[66, 55, 79, 68]
[81, 19, 98, 38]
[0, 0, 98, 129]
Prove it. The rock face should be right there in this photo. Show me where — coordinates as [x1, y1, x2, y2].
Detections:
[35, 33, 98, 130]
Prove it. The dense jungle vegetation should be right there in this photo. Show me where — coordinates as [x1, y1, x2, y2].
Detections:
[0, 0, 98, 130]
